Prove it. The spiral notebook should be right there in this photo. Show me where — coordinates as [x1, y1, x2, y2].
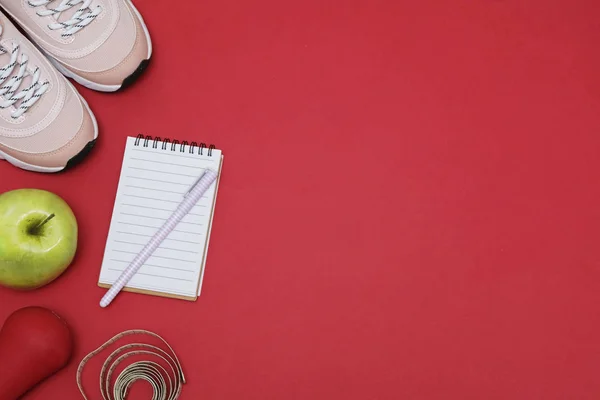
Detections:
[98, 135, 223, 301]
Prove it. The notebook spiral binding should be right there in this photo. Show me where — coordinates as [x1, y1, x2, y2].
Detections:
[134, 134, 216, 156]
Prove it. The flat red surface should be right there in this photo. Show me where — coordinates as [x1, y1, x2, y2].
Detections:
[1, 0, 600, 398]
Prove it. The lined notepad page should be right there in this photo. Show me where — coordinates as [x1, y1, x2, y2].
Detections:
[98, 137, 222, 300]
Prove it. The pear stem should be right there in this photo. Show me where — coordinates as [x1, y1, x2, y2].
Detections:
[30, 213, 55, 235]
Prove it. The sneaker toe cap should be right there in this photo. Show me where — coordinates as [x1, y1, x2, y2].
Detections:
[62, 4, 151, 89]
[0, 97, 97, 171]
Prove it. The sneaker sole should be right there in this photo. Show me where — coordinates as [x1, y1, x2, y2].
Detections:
[120, 59, 150, 91]
[1, 0, 153, 92]
[0, 88, 99, 173]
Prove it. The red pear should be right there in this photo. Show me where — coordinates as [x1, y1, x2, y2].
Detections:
[0, 307, 73, 400]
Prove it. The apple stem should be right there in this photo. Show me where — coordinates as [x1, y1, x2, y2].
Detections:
[31, 213, 55, 234]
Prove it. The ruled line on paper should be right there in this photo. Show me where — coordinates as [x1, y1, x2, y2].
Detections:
[110, 259, 197, 272]
[112, 249, 197, 263]
[117, 221, 203, 235]
[107, 268, 194, 282]
[124, 185, 186, 195]
[130, 157, 207, 169]
[121, 203, 205, 217]
[119, 212, 203, 225]
[129, 166, 198, 177]
[114, 231, 203, 245]
[113, 240, 200, 254]
[126, 176, 193, 186]
[121, 202, 206, 214]
[121, 193, 207, 203]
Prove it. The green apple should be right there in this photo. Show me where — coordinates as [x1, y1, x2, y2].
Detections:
[0, 189, 78, 290]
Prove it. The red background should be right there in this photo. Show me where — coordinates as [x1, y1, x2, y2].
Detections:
[2, 0, 600, 398]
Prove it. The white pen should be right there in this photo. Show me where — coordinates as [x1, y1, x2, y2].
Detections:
[100, 169, 219, 308]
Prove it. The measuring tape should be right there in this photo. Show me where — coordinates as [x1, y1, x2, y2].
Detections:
[77, 330, 186, 400]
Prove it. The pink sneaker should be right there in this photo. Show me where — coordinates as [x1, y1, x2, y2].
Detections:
[0, 0, 152, 92]
[0, 12, 98, 173]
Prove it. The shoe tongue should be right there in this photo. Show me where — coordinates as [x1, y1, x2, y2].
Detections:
[0, 47, 11, 67]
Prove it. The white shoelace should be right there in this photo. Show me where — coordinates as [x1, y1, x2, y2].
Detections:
[28, 0, 102, 37]
[0, 27, 49, 119]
